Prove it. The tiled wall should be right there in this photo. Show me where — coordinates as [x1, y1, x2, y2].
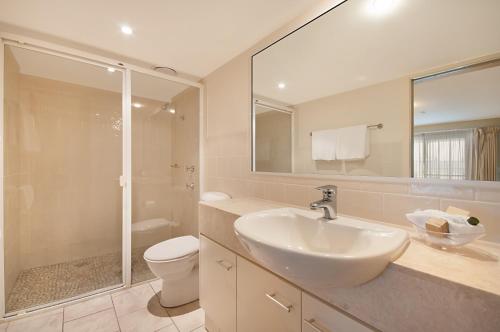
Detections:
[15, 73, 124, 269]
[171, 87, 200, 238]
[131, 86, 200, 248]
[201, 1, 500, 244]
[131, 95, 174, 249]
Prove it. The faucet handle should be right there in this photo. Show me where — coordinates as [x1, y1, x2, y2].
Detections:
[315, 185, 337, 198]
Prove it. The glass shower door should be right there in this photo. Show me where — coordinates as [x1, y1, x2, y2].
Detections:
[130, 71, 199, 284]
[3, 44, 124, 314]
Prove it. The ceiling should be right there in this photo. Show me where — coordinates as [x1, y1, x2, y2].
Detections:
[0, 0, 318, 78]
[8, 45, 189, 102]
[414, 63, 500, 126]
[253, 0, 500, 105]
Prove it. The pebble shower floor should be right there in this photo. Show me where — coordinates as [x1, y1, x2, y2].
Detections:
[6, 247, 154, 312]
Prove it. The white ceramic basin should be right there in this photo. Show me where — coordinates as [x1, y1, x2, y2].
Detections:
[234, 208, 409, 288]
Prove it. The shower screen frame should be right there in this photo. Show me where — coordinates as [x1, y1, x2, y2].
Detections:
[0, 32, 204, 318]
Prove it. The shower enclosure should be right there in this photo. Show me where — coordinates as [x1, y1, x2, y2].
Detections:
[0, 36, 202, 317]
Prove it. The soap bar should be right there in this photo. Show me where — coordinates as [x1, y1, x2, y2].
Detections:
[425, 218, 449, 237]
[446, 206, 470, 217]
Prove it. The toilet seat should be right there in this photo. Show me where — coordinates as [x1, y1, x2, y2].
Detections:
[144, 235, 199, 262]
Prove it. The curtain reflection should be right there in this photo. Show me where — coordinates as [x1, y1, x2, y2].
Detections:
[414, 127, 499, 181]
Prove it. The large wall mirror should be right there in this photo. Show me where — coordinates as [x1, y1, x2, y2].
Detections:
[251, 0, 500, 181]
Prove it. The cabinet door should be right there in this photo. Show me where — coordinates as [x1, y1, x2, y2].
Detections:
[302, 293, 375, 332]
[199, 236, 236, 332]
[237, 257, 301, 332]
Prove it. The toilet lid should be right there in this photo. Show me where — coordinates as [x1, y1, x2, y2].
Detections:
[144, 236, 199, 261]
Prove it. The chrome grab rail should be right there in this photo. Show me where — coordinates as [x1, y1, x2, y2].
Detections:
[265, 293, 293, 312]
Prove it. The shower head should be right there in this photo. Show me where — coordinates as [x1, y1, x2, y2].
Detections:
[147, 102, 169, 118]
[161, 103, 170, 111]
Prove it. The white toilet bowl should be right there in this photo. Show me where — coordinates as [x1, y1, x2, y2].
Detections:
[144, 235, 199, 307]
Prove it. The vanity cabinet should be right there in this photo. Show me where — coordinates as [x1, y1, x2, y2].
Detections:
[302, 293, 374, 332]
[200, 235, 374, 332]
[199, 236, 237, 332]
[237, 257, 301, 332]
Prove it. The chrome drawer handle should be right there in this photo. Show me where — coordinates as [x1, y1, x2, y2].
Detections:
[265, 293, 293, 312]
[304, 319, 330, 332]
[215, 259, 233, 271]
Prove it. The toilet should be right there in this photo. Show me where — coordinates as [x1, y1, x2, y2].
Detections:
[144, 235, 199, 307]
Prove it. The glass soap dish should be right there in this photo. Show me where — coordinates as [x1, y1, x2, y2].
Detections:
[411, 223, 485, 248]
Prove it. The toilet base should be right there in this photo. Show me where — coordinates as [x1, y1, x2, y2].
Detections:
[159, 266, 199, 307]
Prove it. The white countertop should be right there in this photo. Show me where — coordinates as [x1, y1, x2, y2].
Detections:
[200, 197, 500, 297]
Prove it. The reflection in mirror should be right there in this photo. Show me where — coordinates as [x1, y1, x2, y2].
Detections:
[413, 60, 500, 181]
[251, 0, 500, 181]
[253, 100, 292, 173]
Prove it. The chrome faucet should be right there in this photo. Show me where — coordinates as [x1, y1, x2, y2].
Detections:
[310, 185, 337, 220]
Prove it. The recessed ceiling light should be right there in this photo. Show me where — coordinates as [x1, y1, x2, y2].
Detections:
[121, 25, 133, 35]
[278, 82, 286, 89]
[107, 67, 116, 73]
[133, 102, 143, 108]
[368, 0, 398, 16]
[169, 108, 176, 114]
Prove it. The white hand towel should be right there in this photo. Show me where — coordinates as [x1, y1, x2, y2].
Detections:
[311, 129, 338, 160]
[336, 125, 370, 160]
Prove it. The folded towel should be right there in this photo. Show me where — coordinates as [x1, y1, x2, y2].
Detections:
[336, 125, 370, 160]
[406, 209, 485, 235]
[311, 129, 338, 160]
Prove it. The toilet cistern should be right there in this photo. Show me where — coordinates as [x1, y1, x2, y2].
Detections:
[310, 185, 337, 220]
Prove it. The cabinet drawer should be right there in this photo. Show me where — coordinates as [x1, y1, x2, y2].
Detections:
[199, 236, 236, 332]
[302, 293, 374, 332]
[237, 257, 301, 332]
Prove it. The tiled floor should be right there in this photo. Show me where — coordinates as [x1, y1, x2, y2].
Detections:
[7, 247, 155, 313]
[1, 280, 205, 332]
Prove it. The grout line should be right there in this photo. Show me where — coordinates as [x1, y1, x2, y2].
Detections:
[62, 298, 114, 323]
[189, 323, 204, 332]
[109, 293, 122, 332]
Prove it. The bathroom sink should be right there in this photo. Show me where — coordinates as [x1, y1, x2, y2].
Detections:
[234, 208, 409, 288]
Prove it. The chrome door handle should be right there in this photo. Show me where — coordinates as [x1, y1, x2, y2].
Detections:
[265, 293, 293, 312]
[215, 259, 233, 271]
[304, 319, 330, 332]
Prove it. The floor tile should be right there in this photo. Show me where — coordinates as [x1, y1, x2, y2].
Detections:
[7, 309, 63, 332]
[156, 325, 179, 332]
[117, 296, 172, 332]
[112, 284, 156, 317]
[149, 279, 162, 294]
[190, 327, 206, 332]
[64, 295, 113, 322]
[63, 308, 119, 332]
[166, 301, 204, 332]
